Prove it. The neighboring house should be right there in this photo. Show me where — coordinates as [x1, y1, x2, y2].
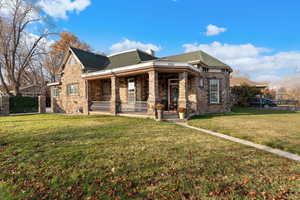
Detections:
[48, 47, 232, 118]
[230, 77, 268, 90]
[0, 84, 47, 97]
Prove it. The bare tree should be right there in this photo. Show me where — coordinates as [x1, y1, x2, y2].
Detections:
[44, 31, 91, 82]
[0, 0, 53, 96]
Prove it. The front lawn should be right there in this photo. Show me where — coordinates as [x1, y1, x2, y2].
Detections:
[189, 107, 300, 155]
[0, 114, 299, 199]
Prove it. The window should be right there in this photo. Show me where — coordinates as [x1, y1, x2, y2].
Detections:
[101, 79, 111, 96]
[52, 88, 60, 97]
[199, 78, 204, 88]
[203, 67, 209, 72]
[67, 84, 79, 96]
[209, 79, 220, 104]
[128, 78, 136, 103]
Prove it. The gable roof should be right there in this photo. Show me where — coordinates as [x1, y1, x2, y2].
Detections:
[70, 47, 109, 72]
[70, 47, 157, 72]
[162, 50, 230, 68]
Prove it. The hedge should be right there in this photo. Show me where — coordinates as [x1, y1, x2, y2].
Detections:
[9, 96, 38, 114]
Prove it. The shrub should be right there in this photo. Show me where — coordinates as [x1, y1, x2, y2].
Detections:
[231, 83, 262, 107]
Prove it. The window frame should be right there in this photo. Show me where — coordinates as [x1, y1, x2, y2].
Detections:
[209, 79, 220, 104]
[67, 83, 79, 96]
[52, 87, 60, 97]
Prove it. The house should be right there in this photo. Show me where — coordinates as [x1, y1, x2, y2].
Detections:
[48, 47, 232, 118]
[230, 77, 268, 90]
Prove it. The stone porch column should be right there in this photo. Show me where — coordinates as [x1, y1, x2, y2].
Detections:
[83, 80, 90, 115]
[147, 70, 159, 116]
[194, 76, 201, 114]
[38, 95, 46, 114]
[178, 72, 188, 110]
[111, 76, 120, 115]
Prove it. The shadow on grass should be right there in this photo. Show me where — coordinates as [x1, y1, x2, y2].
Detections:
[190, 107, 298, 120]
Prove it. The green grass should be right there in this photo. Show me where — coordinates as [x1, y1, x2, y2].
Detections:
[189, 107, 300, 155]
[0, 114, 299, 199]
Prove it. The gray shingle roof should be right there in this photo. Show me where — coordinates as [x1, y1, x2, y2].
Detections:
[70, 47, 109, 72]
[70, 47, 157, 72]
[162, 50, 230, 68]
[70, 47, 231, 73]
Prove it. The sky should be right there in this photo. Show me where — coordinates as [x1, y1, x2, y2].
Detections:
[4, 0, 300, 85]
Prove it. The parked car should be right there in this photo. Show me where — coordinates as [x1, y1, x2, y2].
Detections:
[248, 98, 277, 108]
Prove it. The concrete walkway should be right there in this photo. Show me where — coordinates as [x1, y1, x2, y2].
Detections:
[176, 122, 300, 163]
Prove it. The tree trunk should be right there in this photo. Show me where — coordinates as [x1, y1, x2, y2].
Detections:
[12, 82, 21, 96]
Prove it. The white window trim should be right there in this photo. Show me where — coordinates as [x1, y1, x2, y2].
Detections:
[209, 79, 220, 104]
[67, 84, 79, 96]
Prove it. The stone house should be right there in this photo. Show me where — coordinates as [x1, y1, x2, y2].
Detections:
[48, 47, 232, 118]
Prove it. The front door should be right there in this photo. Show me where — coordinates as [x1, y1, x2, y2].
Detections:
[168, 79, 179, 111]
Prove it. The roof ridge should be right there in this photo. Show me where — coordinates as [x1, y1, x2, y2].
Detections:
[70, 46, 106, 58]
[162, 50, 203, 58]
[108, 49, 138, 57]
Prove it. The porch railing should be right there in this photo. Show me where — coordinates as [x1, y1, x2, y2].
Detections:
[119, 101, 148, 113]
[90, 101, 111, 112]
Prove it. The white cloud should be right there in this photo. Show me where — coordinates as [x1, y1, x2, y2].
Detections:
[37, 0, 91, 19]
[110, 39, 161, 53]
[183, 41, 300, 83]
[205, 24, 227, 36]
[183, 41, 270, 59]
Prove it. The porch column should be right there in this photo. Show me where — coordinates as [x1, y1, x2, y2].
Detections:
[194, 76, 201, 114]
[178, 72, 188, 109]
[83, 80, 90, 115]
[147, 70, 159, 116]
[38, 96, 46, 114]
[111, 76, 120, 115]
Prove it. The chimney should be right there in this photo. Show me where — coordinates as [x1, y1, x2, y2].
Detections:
[146, 49, 155, 57]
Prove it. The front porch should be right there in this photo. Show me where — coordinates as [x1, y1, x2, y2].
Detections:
[86, 70, 198, 119]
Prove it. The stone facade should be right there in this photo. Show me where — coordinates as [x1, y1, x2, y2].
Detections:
[197, 72, 231, 114]
[51, 55, 88, 114]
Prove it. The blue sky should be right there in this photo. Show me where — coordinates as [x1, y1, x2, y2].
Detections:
[36, 0, 300, 84]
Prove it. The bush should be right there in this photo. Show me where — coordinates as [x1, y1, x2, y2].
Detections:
[231, 84, 262, 107]
[9, 96, 38, 113]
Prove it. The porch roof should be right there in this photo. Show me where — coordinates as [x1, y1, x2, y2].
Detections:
[81, 61, 199, 79]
